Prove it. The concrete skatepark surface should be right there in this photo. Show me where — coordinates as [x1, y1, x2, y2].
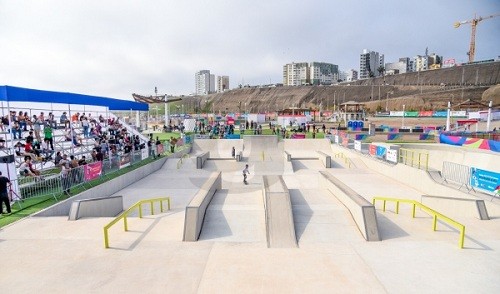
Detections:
[1, 137, 500, 293]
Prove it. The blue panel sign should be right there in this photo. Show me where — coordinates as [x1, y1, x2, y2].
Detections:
[470, 168, 500, 194]
[184, 135, 192, 144]
[376, 146, 386, 158]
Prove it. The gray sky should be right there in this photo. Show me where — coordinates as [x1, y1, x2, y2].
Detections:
[1, 0, 499, 100]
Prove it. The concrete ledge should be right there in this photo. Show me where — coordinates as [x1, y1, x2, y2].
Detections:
[68, 195, 123, 220]
[263, 175, 298, 248]
[284, 151, 292, 162]
[196, 152, 210, 169]
[34, 157, 168, 217]
[183, 172, 222, 242]
[319, 171, 380, 241]
[236, 151, 243, 162]
[317, 151, 332, 168]
[421, 195, 490, 220]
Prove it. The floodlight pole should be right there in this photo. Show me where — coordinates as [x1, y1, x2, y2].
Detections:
[164, 95, 169, 127]
[486, 101, 492, 132]
[445, 101, 451, 131]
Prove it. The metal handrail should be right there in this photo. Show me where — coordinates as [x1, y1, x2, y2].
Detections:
[176, 153, 190, 169]
[334, 152, 351, 168]
[372, 197, 465, 248]
[103, 197, 171, 248]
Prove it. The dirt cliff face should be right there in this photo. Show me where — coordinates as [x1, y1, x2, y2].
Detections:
[482, 84, 500, 106]
[167, 61, 500, 114]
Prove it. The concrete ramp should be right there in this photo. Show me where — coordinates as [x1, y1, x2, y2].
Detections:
[192, 139, 243, 158]
[284, 138, 332, 158]
[198, 187, 266, 243]
[263, 175, 298, 248]
[243, 135, 283, 162]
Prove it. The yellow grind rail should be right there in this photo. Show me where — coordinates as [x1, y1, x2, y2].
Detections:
[334, 152, 351, 168]
[399, 148, 429, 171]
[372, 197, 465, 249]
[103, 197, 171, 248]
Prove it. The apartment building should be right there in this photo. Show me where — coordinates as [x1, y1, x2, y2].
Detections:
[283, 62, 338, 86]
[217, 76, 230, 92]
[359, 49, 384, 79]
[195, 70, 215, 95]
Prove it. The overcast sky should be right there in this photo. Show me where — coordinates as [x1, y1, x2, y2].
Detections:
[1, 0, 499, 100]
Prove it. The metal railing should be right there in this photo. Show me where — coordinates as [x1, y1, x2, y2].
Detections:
[399, 148, 429, 171]
[441, 161, 473, 191]
[372, 197, 465, 249]
[103, 197, 171, 248]
[334, 152, 351, 168]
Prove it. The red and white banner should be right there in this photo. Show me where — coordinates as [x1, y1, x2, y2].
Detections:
[84, 161, 102, 181]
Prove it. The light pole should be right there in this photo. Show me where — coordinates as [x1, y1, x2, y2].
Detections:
[164, 95, 169, 126]
[402, 104, 405, 128]
[333, 91, 336, 112]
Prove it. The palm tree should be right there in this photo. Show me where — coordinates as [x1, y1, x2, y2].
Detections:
[377, 66, 385, 77]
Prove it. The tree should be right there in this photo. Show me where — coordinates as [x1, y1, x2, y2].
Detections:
[377, 66, 385, 77]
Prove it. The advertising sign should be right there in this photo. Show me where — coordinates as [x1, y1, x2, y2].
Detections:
[386, 149, 398, 163]
[450, 111, 467, 117]
[376, 146, 387, 159]
[324, 134, 334, 143]
[369, 144, 376, 156]
[433, 111, 447, 117]
[141, 148, 148, 160]
[418, 111, 433, 117]
[156, 144, 164, 155]
[354, 140, 362, 151]
[404, 111, 419, 117]
[119, 153, 131, 169]
[342, 137, 349, 147]
[470, 168, 500, 195]
[334, 135, 339, 144]
[391, 111, 404, 117]
[84, 161, 102, 181]
[184, 135, 192, 144]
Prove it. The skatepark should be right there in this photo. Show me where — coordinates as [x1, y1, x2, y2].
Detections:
[0, 136, 499, 293]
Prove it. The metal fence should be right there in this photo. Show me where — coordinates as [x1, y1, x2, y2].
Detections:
[441, 161, 473, 191]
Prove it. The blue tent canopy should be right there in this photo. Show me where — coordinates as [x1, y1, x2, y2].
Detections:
[0, 85, 148, 111]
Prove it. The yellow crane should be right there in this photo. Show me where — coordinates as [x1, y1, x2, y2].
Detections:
[454, 13, 500, 63]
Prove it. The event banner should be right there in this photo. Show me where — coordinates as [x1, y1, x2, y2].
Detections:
[404, 111, 419, 117]
[369, 144, 376, 156]
[184, 135, 192, 144]
[141, 148, 148, 160]
[324, 134, 334, 143]
[470, 168, 500, 194]
[84, 161, 102, 181]
[119, 153, 131, 169]
[342, 137, 349, 147]
[354, 140, 362, 152]
[376, 146, 387, 159]
[386, 149, 398, 163]
[433, 111, 447, 117]
[334, 135, 339, 144]
[156, 144, 164, 154]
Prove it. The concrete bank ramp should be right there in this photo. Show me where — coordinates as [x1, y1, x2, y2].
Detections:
[263, 175, 298, 248]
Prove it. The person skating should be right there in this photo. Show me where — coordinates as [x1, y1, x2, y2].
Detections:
[243, 164, 250, 185]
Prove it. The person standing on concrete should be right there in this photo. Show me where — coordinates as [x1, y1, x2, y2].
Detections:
[0, 171, 11, 215]
[243, 164, 250, 185]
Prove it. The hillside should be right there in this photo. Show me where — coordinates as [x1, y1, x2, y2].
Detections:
[168, 61, 500, 113]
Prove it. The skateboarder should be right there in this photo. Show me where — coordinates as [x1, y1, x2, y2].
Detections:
[243, 164, 250, 185]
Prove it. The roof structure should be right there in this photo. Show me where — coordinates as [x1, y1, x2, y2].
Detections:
[132, 93, 182, 104]
[0, 85, 148, 111]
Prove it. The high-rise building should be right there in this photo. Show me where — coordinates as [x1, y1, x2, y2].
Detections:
[283, 62, 308, 86]
[217, 76, 229, 92]
[413, 55, 428, 71]
[195, 70, 215, 95]
[283, 62, 338, 86]
[359, 49, 384, 79]
[346, 69, 358, 81]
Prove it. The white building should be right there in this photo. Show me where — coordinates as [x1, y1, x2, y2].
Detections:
[195, 70, 215, 95]
[413, 55, 428, 71]
[346, 69, 358, 81]
[359, 49, 384, 79]
[385, 61, 407, 75]
[217, 76, 229, 92]
[283, 62, 338, 86]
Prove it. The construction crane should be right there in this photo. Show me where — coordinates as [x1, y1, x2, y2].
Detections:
[454, 13, 500, 63]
